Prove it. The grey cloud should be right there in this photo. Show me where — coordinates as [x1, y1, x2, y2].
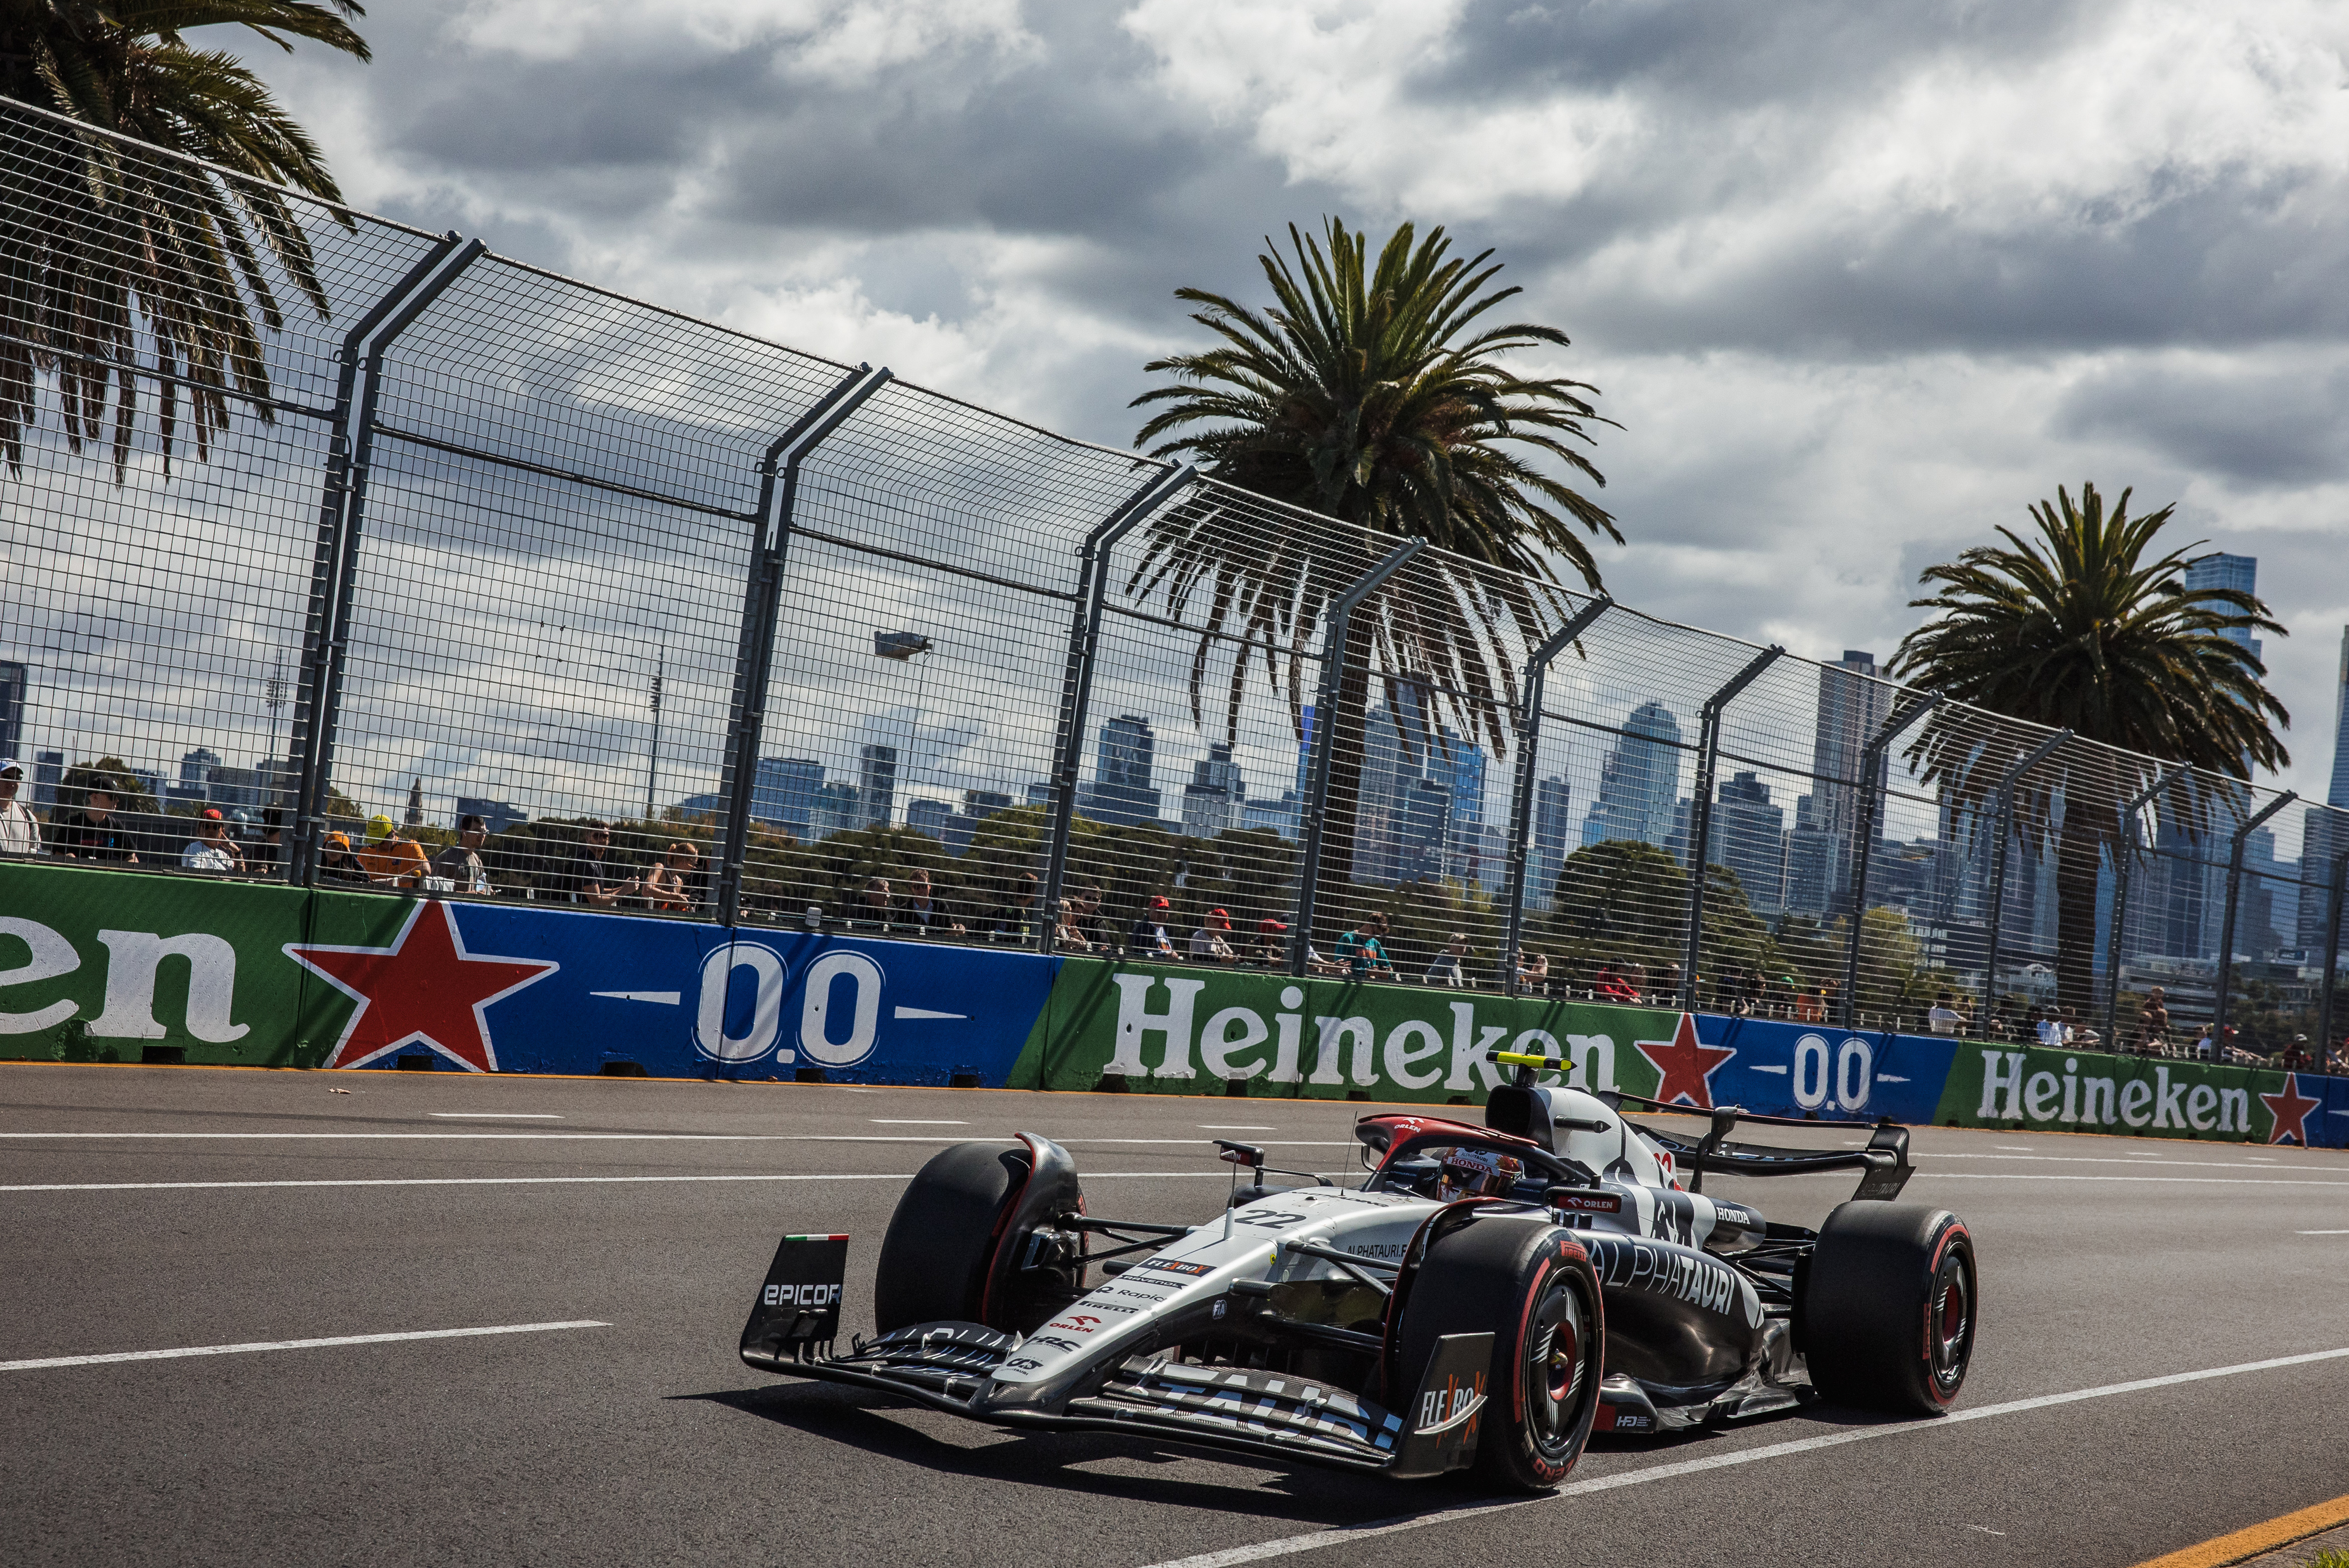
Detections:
[1416, 0, 2097, 109]
[2055, 362, 2349, 489]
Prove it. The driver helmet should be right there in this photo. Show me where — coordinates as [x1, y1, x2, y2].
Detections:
[1436, 1147, 1524, 1201]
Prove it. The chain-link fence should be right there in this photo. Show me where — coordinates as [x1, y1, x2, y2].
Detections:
[4, 95, 2344, 1063]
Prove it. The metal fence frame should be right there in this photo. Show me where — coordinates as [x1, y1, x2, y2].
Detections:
[5, 95, 2348, 1063]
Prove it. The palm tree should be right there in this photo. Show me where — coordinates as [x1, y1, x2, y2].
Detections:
[1890, 482, 2288, 1019]
[1128, 218, 1618, 927]
[0, 0, 370, 475]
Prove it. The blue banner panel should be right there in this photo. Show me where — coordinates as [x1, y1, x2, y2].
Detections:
[421, 903, 1056, 1084]
[1698, 1015, 1959, 1127]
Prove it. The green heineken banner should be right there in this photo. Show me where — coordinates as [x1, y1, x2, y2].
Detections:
[1933, 1042, 2325, 1145]
[1006, 956, 1680, 1103]
[0, 861, 411, 1066]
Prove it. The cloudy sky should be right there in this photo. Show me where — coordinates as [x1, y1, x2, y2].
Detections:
[251, 0, 2349, 818]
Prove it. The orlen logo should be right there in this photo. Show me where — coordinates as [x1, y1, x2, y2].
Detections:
[1552, 1192, 1623, 1214]
[762, 1283, 841, 1308]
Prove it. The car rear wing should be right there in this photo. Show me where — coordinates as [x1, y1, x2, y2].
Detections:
[1599, 1093, 1915, 1203]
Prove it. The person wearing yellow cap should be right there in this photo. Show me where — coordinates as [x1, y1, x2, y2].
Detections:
[356, 813, 429, 889]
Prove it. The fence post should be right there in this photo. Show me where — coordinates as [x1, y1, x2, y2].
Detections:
[2318, 845, 2348, 1074]
[1837, 693, 1941, 1028]
[2103, 764, 2190, 1048]
[714, 365, 893, 928]
[1037, 464, 1194, 954]
[1978, 729, 2070, 1031]
[287, 233, 483, 887]
[2211, 788, 2295, 1045]
[1679, 646, 1782, 1011]
[1499, 595, 1612, 997]
[1290, 538, 1426, 978]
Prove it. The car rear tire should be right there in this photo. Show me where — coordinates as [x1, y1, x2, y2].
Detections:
[1804, 1201, 1976, 1414]
[872, 1142, 1023, 1333]
[1391, 1216, 1602, 1492]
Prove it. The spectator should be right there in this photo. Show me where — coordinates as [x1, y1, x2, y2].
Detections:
[1252, 917, 1288, 967]
[1129, 896, 1178, 958]
[993, 872, 1040, 944]
[318, 830, 371, 884]
[1517, 949, 1550, 995]
[2137, 987, 2171, 1054]
[1073, 884, 1106, 948]
[49, 778, 137, 863]
[1426, 932, 1471, 989]
[431, 815, 496, 894]
[1927, 991, 1965, 1036]
[1052, 899, 1093, 952]
[180, 808, 245, 873]
[2191, 1024, 2214, 1060]
[1596, 960, 1640, 1004]
[639, 841, 699, 912]
[2279, 1035, 2312, 1072]
[902, 868, 936, 933]
[357, 815, 429, 889]
[2035, 1009, 2069, 1048]
[1189, 907, 1237, 964]
[1334, 912, 1397, 981]
[0, 758, 39, 857]
[856, 876, 895, 931]
[246, 805, 286, 878]
[1794, 986, 1828, 1025]
[563, 821, 639, 907]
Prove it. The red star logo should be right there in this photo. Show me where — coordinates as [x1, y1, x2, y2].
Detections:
[1634, 1012, 1736, 1109]
[286, 902, 558, 1072]
[2261, 1074, 2322, 1147]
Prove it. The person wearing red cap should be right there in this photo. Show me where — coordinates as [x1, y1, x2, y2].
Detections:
[1189, 907, 1236, 964]
[180, 807, 245, 874]
[1128, 895, 1177, 958]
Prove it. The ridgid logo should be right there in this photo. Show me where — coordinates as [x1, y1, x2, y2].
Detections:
[1096, 971, 1626, 1094]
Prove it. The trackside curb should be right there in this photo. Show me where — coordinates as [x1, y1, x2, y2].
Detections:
[2132, 1492, 2349, 1568]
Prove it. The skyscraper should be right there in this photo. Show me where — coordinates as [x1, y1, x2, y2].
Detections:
[1531, 777, 1572, 908]
[1082, 714, 1162, 827]
[2300, 627, 2349, 953]
[1582, 701, 1683, 849]
[1180, 741, 1244, 838]
[1809, 651, 1896, 912]
[1708, 771, 1787, 913]
[2185, 553, 2262, 664]
[0, 661, 24, 764]
[858, 743, 899, 830]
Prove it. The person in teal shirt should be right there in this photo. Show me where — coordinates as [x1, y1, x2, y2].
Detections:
[1334, 912, 1396, 980]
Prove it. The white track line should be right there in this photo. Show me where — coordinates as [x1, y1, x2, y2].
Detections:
[2, 1320, 607, 1373]
[0, 1171, 1230, 1193]
[1139, 1346, 2349, 1568]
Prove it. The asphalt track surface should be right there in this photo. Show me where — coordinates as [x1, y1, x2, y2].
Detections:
[7, 1064, 2349, 1568]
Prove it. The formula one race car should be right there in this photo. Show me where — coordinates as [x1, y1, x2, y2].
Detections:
[737, 1052, 1978, 1491]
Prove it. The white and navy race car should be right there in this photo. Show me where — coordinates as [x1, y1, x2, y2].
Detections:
[738, 1052, 1979, 1492]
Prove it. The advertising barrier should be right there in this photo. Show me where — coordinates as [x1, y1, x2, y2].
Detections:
[4, 864, 2344, 1146]
[0, 863, 1051, 1085]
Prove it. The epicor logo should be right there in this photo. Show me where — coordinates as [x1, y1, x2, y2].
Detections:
[761, 1283, 841, 1308]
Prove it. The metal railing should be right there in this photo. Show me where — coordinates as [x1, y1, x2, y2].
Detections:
[3, 95, 2345, 1063]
